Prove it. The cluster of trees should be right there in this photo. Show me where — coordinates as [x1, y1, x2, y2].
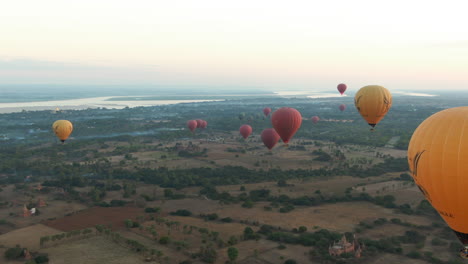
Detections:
[39, 228, 94, 248]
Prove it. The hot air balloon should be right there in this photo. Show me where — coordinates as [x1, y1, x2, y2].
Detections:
[354, 85, 392, 130]
[271, 107, 302, 145]
[311, 116, 320, 124]
[261, 128, 280, 150]
[187, 120, 197, 133]
[200, 120, 207, 129]
[263, 107, 272, 117]
[52, 120, 73, 143]
[337, 83, 347, 95]
[195, 119, 203, 128]
[239, 125, 252, 139]
[408, 107, 468, 258]
[339, 104, 346, 112]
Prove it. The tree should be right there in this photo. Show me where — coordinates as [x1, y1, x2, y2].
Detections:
[4, 246, 23, 260]
[227, 247, 239, 262]
[284, 259, 297, 264]
[159, 236, 171, 245]
[298, 226, 307, 233]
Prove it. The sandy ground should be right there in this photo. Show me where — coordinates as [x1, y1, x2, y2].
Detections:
[0, 224, 61, 250]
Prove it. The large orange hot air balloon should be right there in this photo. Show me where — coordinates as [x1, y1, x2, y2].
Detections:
[187, 120, 197, 133]
[271, 107, 302, 145]
[408, 107, 468, 257]
[239, 125, 252, 139]
[52, 120, 73, 143]
[311, 116, 320, 124]
[337, 83, 347, 95]
[354, 85, 392, 130]
[339, 104, 346, 112]
[261, 128, 280, 150]
[263, 107, 271, 117]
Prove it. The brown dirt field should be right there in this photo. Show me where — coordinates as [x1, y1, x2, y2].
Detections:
[41, 236, 149, 264]
[44, 207, 145, 231]
[216, 239, 278, 263]
[366, 253, 427, 264]
[207, 201, 433, 233]
[0, 186, 88, 229]
[359, 223, 410, 240]
[257, 243, 312, 264]
[0, 224, 61, 250]
[165, 215, 251, 241]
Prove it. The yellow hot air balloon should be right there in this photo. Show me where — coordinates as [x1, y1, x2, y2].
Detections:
[354, 85, 392, 130]
[408, 107, 468, 258]
[52, 120, 73, 143]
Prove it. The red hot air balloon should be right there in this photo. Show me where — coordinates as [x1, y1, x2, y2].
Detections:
[339, 104, 346, 112]
[337, 83, 347, 95]
[200, 120, 207, 129]
[311, 116, 320, 124]
[261, 128, 280, 150]
[263, 107, 272, 117]
[239, 124, 252, 139]
[271, 107, 302, 145]
[195, 119, 203, 128]
[187, 120, 197, 132]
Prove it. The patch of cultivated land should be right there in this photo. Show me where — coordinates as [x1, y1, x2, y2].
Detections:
[257, 243, 312, 264]
[0, 224, 61, 250]
[165, 215, 251, 241]
[216, 239, 278, 263]
[204, 202, 433, 233]
[44, 207, 145, 231]
[216, 175, 396, 198]
[41, 236, 149, 264]
[367, 253, 428, 264]
[117, 230, 189, 263]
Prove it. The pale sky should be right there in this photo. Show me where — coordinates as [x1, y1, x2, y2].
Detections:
[1, 0, 467, 90]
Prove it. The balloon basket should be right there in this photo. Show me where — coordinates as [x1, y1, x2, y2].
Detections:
[459, 247, 468, 259]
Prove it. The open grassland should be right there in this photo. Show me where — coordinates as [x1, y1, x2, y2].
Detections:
[41, 236, 149, 264]
[0, 224, 60, 250]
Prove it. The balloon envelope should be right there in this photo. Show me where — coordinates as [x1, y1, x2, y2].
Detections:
[311, 116, 320, 124]
[263, 107, 272, 117]
[187, 120, 197, 132]
[408, 107, 468, 247]
[200, 120, 207, 129]
[239, 125, 252, 139]
[261, 128, 280, 150]
[195, 119, 203, 128]
[354, 85, 392, 128]
[339, 104, 346, 112]
[337, 83, 347, 95]
[271, 107, 302, 144]
[52, 120, 73, 142]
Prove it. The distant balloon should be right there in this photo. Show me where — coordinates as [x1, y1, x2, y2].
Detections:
[408, 107, 468, 256]
[186, 120, 197, 132]
[52, 120, 73, 143]
[337, 83, 347, 95]
[354, 85, 392, 130]
[311, 116, 320, 124]
[200, 120, 207, 129]
[271, 107, 302, 145]
[195, 119, 203, 128]
[339, 104, 346, 112]
[263, 107, 272, 117]
[261, 128, 280, 150]
[239, 125, 253, 139]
